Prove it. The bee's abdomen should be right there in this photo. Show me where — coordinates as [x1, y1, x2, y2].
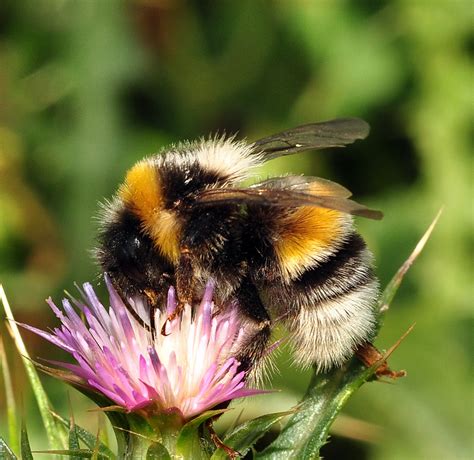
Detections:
[292, 232, 375, 302]
[260, 232, 379, 371]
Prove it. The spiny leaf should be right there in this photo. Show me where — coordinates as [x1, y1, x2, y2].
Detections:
[211, 411, 293, 460]
[255, 359, 373, 460]
[20, 422, 33, 460]
[0, 335, 18, 454]
[0, 436, 18, 459]
[51, 410, 116, 459]
[0, 285, 68, 450]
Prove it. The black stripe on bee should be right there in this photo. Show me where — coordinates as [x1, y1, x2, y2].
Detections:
[258, 232, 375, 307]
[159, 160, 226, 209]
[292, 232, 375, 302]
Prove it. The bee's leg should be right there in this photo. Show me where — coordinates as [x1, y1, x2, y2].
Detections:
[109, 280, 151, 331]
[356, 342, 407, 379]
[233, 279, 272, 373]
[175, 246, 195, 305]
[115, 288, 152, 332]
[149, 307, 156, 339]
[205, 419, 239, 459]
[161, 246, 195, 335]
[144, 289, 159, 339]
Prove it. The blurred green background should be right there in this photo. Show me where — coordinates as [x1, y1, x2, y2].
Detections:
[0, 1, 471, 459]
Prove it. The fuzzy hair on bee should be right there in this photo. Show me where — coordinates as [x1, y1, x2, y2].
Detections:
[95, 118, 382, 374]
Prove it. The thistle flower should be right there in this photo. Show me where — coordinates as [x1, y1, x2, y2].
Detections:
[21, 276, 263, 421]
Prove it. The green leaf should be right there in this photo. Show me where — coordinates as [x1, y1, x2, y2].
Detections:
[211, 411, 293, 460]
[0, 337, 18, 455]
[51, 410, 116, 459]
[0, 436, 18, 459]
[146, 442, 172, 460]
[0, 285, 68, 450]
[256, 360, 373, 460]
[175, 409, 228, 460]
[20, 422, 33, 460]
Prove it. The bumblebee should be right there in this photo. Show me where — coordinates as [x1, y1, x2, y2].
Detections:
[96, 118, 382, 372]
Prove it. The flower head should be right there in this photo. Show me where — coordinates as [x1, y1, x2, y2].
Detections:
[23, 276, 263, 420]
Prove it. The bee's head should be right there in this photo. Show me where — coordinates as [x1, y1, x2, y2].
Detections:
[96, 205, 173, 297]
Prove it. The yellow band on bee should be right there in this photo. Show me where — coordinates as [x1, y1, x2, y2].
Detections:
[275, 207, 347, 280]
[119, 160, 181, 263]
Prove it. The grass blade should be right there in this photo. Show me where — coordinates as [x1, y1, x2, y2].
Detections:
[0, 335, 19, 454]
[20, 422, 34, 460]
[0, 285, 67, 450]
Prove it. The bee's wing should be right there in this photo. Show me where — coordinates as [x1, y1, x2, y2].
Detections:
[198, 176, 382, 220]
[251, 118, 370, 161]
[249, 176, 353, 198]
